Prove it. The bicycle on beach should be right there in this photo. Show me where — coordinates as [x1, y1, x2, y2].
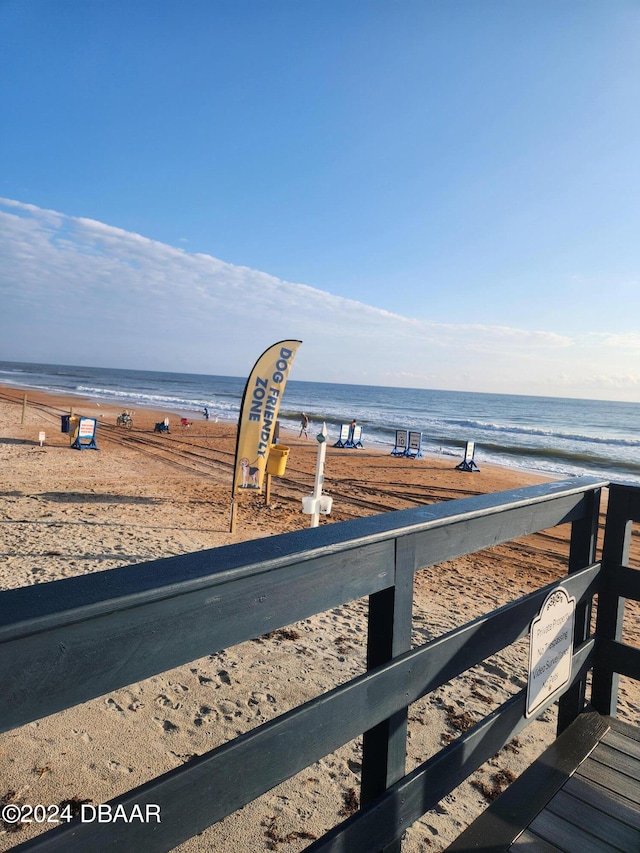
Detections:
[116, 411, 133, 429]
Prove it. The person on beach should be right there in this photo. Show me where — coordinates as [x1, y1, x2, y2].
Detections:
[203, 406, 210, 420]
[299, 412, 309, 438]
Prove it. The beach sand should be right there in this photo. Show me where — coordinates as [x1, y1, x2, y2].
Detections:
[1, 384, 639, 852]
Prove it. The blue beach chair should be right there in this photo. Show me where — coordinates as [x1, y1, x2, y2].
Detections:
[349, 425, 364, 448]
[405, 431, 423, 459]
[391, 430, 408, 457]
[333, 424, 350, 448]
[455, 440, 480, 471]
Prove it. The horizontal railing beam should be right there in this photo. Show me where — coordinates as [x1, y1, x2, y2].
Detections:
[0, 479, 604, 734]
[595, 638, 640, 685]
[610, 564, 640, 601]
[1, 477, 606, 643]
[407, 489, 600, 571]
[0, 539, 394, 734]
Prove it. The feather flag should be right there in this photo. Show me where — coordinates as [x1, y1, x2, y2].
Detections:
[232, 340, 302, 493]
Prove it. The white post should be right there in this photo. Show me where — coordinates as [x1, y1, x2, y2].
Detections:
[310, 422, 327, 528]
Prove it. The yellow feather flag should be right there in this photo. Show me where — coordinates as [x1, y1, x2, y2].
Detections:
[232, 340, 302, 494]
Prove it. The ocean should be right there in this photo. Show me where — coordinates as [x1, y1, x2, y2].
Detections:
[1, 360, 639, 485]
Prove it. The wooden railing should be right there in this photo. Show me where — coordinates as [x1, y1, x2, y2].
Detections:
[4, 475, 639, 852]
[592, 482, 640, 715]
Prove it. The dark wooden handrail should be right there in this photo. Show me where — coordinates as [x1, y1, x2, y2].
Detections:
[6, 474, 639, 853]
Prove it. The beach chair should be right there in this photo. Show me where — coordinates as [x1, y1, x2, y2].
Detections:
[350, 425, 364, 449]
[333, 424, 350, 448]
[390, 429, 408, 456]
[405, 431, 423, 459]
[455, 440, 480, 471]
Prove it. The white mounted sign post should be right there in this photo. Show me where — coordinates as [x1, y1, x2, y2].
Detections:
[301, 423, 333, 524]
[310, 422, 327, 528]
[526, 586, 576, 718]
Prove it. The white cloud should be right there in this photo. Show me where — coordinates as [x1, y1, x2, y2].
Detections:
[0, 198, 638, 401]
[581, 332, 640, 350]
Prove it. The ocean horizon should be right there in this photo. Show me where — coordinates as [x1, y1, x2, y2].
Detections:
[1, 359, 639, 486]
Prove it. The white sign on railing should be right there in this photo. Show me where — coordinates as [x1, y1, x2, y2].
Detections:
[526, 586, 576, 718]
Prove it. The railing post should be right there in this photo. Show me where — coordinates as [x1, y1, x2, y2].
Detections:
[591, 484, 635, 716]
[557, 487, 601, 734]
[361, 535, 415, 853]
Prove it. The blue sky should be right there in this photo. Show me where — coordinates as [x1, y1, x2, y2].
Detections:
[1, 1, 639, 400]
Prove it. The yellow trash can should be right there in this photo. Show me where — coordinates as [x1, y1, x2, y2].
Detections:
[68, 416, 80, 447]
[266, 444, 289, 477]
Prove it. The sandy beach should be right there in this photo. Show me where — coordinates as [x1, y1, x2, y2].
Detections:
[1, 384, 639, 852]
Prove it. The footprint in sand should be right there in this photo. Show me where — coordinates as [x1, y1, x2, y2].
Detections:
[122, 689, 142, 711]
[481, 662, 509, 679]
[72, 728, 93, 743]
[155, 694, 182, 711]
[105, 697, 125, 714]
[108, 760, 133, 774]
[217, 700, 244, 722]
[248, 691, 276, 707]
[193, 704, 217, 728]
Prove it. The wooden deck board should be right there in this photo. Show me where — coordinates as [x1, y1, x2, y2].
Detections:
[510, 829, 561, 851]
[526, 808, 627, 853]
[604, 728, 640, 760]
[576, 760, 640, 805]
[607, 715, 640, 743]
[520, 716, 640, 852]
[590, 742, 640, 781]
[563, 774, 640, 828]
[576, 721, 640, 805]
[546, 788, 640, 850]
[446, 712, 640, 853]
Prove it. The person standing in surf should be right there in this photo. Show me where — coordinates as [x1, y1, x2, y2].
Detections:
[299, 412, 309, 438]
